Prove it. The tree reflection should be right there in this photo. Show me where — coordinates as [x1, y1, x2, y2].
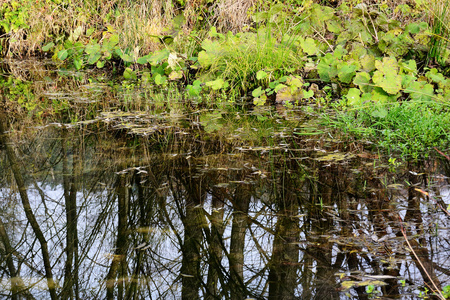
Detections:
[61, 127, 80, 300]
[0, 110, 449, 299]
[205, 185, 226, 300]
[268, 160, 300, 299]
[0, 104, 57, 300]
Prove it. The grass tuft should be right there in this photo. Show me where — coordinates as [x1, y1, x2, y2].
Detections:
[428, 0, 450, 65]
[325, 100, 450, 159]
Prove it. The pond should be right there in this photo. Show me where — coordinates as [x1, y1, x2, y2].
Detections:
[0, 59, 449, 299]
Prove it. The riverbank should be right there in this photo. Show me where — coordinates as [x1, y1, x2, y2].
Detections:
[1, 0, 450, 158]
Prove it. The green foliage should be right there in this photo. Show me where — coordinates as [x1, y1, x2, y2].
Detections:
[194, 22, 304, 94]
[251, 74, 314, 106]
[419, 287, 429, 298]
[404, 80, 434, 101]
[186, 80, 203, 97]
[372, 57, 402, 94]
[3, 0, 450, 158]
[365, 284, 375, 294]
[0, 0, 30, 32]
[443, 285, 450, 298]
[14, 0, 444, 105]
[317, 46, 352, 82]
[206, 78, 229, 90]
[327, 101, 450, 158]
[427, 0, 450, 66]
[49, 32, 121, 71]
[124, 68, 137, 80]
[252, 75, 287, 105]
[1, 77, 36, 112]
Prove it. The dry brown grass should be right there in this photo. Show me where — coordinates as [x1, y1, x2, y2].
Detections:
[5, 0, 177, 57]
[2, 0, 440, 58]
[213, 0, 257, 33]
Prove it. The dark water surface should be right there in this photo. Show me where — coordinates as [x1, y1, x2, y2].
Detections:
[0, 59, 449, 299]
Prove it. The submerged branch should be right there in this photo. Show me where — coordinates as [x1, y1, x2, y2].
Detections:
[399, 216, 445, 300]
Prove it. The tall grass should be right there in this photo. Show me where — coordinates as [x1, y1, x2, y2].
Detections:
[428, 0, 450, 65]
[117, 2, 169, 55]
[3, 0, 178, 56]
[325, 100, 450, 158]
[2, 0, 260, 58]
[196, 22, 304, 94]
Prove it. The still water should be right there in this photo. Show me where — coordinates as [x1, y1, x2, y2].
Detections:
[0, 59, 449, 299]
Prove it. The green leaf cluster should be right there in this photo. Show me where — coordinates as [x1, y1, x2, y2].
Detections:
[51, 32, 120, 70]
[0, 0, 30, 33]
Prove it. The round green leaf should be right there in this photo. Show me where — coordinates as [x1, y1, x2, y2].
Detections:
[256, 70, 268, 80]
[346, 88, 361, 106]
[42, 42, 55, 52]
[124, 68, 137, 80]
[73, 58, 83, 70]
[353, 72, 371, 92]
[57, 49, 69, 61]
[338, 64, 358, 84]
[252, 87, 264, 97]
[155, 74, 167, 85]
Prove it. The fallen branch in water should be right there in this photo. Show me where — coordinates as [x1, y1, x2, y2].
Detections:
[434, 147, 450, 160]
[398, 215, 445, 300]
